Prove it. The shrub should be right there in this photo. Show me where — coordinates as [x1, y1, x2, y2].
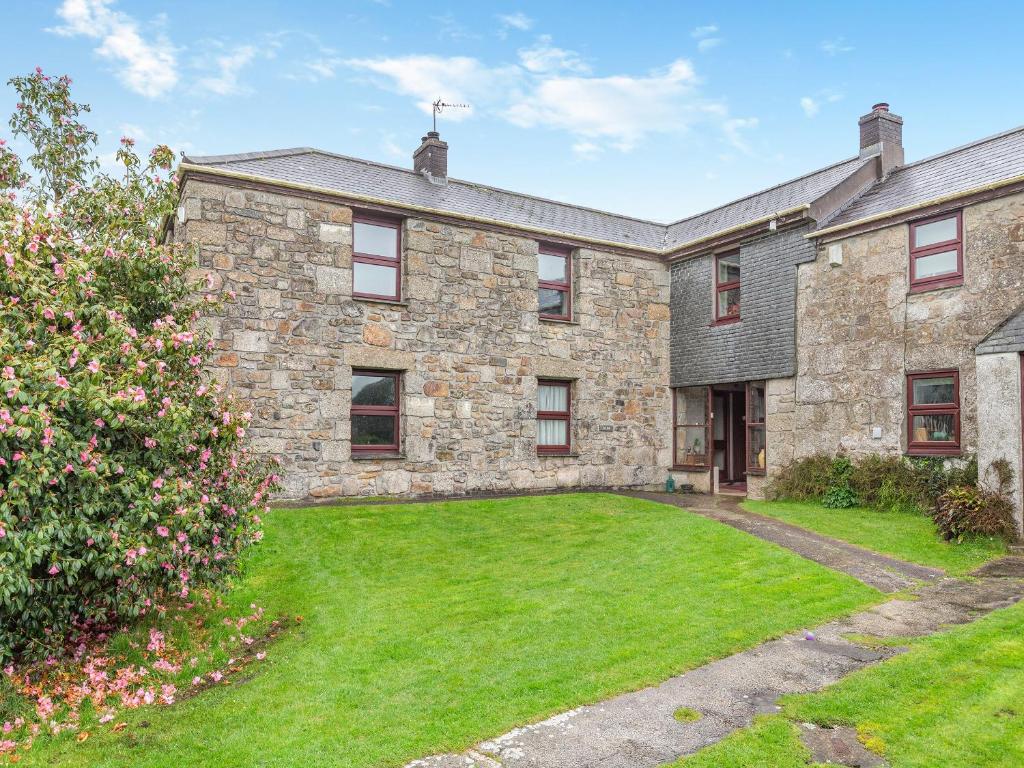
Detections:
[823, 456, 858, 508]
[0, 70, 279, 661]
[932, 460, 1017, 542]
[772, 453, 978, 514]
[767, 453, 834, 501]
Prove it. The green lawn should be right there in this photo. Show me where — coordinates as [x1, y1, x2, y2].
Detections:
[18, 493, 878, 767]
[676, 600, 1024, 768]
[743, 500, 1006, 575]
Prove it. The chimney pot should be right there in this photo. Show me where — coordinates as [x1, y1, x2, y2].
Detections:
[413, 131, 448, 182]
[859, 102, 904, 177]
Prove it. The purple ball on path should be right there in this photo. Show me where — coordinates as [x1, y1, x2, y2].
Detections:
[804, 631, 816, 641]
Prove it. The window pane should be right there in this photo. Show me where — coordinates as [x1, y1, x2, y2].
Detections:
[354, 221, 398, 259]
[914, 250, 958, 279]
[747, 425, 766, 469]
[354, 261, 398, 297]
[913, 217, 957, 248]
[718, 252, 740, 283]
[675, 387, 707, 426]
[539, 287, 567, 316]
[538, 383, 568, 412]
[537, 419, 567, 446]
[352, 374, 396, 406]
[912, 414, 955, 443]
[352, 414, 396, 446]
[912, 376, 954, 405]
[717, 287, 741, 319]
[538, 252, 567, 282]
[676, 426, 708, 465]
[749, 383, 766, 423]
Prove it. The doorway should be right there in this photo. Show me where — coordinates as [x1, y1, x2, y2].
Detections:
[712, 384, 747, 489]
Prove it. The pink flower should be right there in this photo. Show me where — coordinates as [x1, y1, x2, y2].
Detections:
[87, 359, 100, 373]
[27, 241, 38, 254]
[55, 374, 70, 389]
[48, 564, 59, 575]
[42, 307, 54, 320]
[255, 651, 266, 661]
[156, 526, 169, 538]
[1, 367, 13, 380]
[210, 671, 223, 682]
[152, 477, 164, 489]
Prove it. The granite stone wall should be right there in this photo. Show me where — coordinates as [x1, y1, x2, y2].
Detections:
[792, 191, 1024, 463]
[175, 178, 672, 500]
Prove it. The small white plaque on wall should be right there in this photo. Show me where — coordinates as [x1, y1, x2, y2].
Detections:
[871, 426, 883, 439]
[827, 243, 843, 267]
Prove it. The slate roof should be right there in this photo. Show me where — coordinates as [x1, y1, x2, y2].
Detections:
[181, 148, 869, 253]
[826, 126, 1024, 229]
[977, 304, 1024, 355]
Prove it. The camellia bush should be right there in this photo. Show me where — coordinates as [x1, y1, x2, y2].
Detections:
[0, 70, 279, 662]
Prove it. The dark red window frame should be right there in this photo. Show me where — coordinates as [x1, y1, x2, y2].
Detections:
[672, 386, 711, 469]
[714, 250, 741, 324]
[746, 380, 767, 474]
[538, 244, 572, 321]
[906, 369, 960, 456]
[350, 369, 401, 455]
[908, 210, 963, 293]
[537, 379, 571, 455]
[352, 213, 402, 302]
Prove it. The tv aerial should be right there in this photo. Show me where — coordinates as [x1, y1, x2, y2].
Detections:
[432, 98, 469, 132]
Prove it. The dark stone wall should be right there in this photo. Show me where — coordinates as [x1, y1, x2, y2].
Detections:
[669, 224, 816, 386]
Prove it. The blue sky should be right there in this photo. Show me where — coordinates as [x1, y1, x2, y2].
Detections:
[3, 1, 1023, 221]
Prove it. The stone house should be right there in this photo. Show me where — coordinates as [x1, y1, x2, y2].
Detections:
[172, 105, 1024, 532]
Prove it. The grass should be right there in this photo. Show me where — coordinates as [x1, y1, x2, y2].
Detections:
[14, 493, 878, 767]
[743, 500, 1006, 575]
[677, 600, 1024, 768]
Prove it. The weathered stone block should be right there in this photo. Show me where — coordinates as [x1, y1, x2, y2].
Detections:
[319, 222, 352, 244]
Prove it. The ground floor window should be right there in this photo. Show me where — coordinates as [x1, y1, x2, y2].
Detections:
[746, 381, 766, 473]
[351, 369, 400, 454]
[673, 386, 710, 467]
[907, 370, 960, 455]
[537, 379, 571, 454]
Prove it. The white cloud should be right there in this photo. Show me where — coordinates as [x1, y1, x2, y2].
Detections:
[800, 90, 843, 118]
[196, 44, 257, 96]
[347, 52, 755, 155]
[498, 12, 533, 31]
[296, 56, 344, 81]
[820, 37, 854, 55]
[118, 122, 149, 141]
[690, 23, 722, 52]
[346, 55, 520, 119]
[380, 134, 405, 159]
[52, 0, 178, 98]
[518, 36, 589, 74]
[505, 59, 706, 150]
[723, 117, 759, 154]
[571, 140, 602, 160]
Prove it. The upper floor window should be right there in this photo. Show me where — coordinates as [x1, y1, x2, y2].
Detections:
[715, 251, 741, 323]
[353, 215, 401, 301]
[538, 245, 572, 321]
[906, 370, 960, 455]
[537, 379, 571, 454]
[351, 369, 401, 455]
[909, 211, 962, 292]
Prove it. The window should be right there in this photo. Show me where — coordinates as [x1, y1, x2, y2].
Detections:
[353, 215, 401, 301]
[715, 251, 741, 323]
[746, 381, 766, 473]
[673, 387, 710, 467]
[538, 245, 571, 320]
[907, 370, 960, 455]
[909, 211, 962, 292]
[537, 379, 570, 454]
[351, 370, 400, 454]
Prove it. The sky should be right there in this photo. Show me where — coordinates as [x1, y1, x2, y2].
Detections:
[2, 1, 1023, 222]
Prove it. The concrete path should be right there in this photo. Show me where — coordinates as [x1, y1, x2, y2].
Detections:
[625, 491, 945, 593]
[406, 495, 1024, 768]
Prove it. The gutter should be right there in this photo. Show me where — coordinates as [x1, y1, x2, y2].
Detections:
[178, 164, 812, 259]
[809, 172, 1024, 239]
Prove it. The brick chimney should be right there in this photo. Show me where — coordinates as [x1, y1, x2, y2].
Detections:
[859, 102, 904, 177]
[413, 131, 448, 182]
